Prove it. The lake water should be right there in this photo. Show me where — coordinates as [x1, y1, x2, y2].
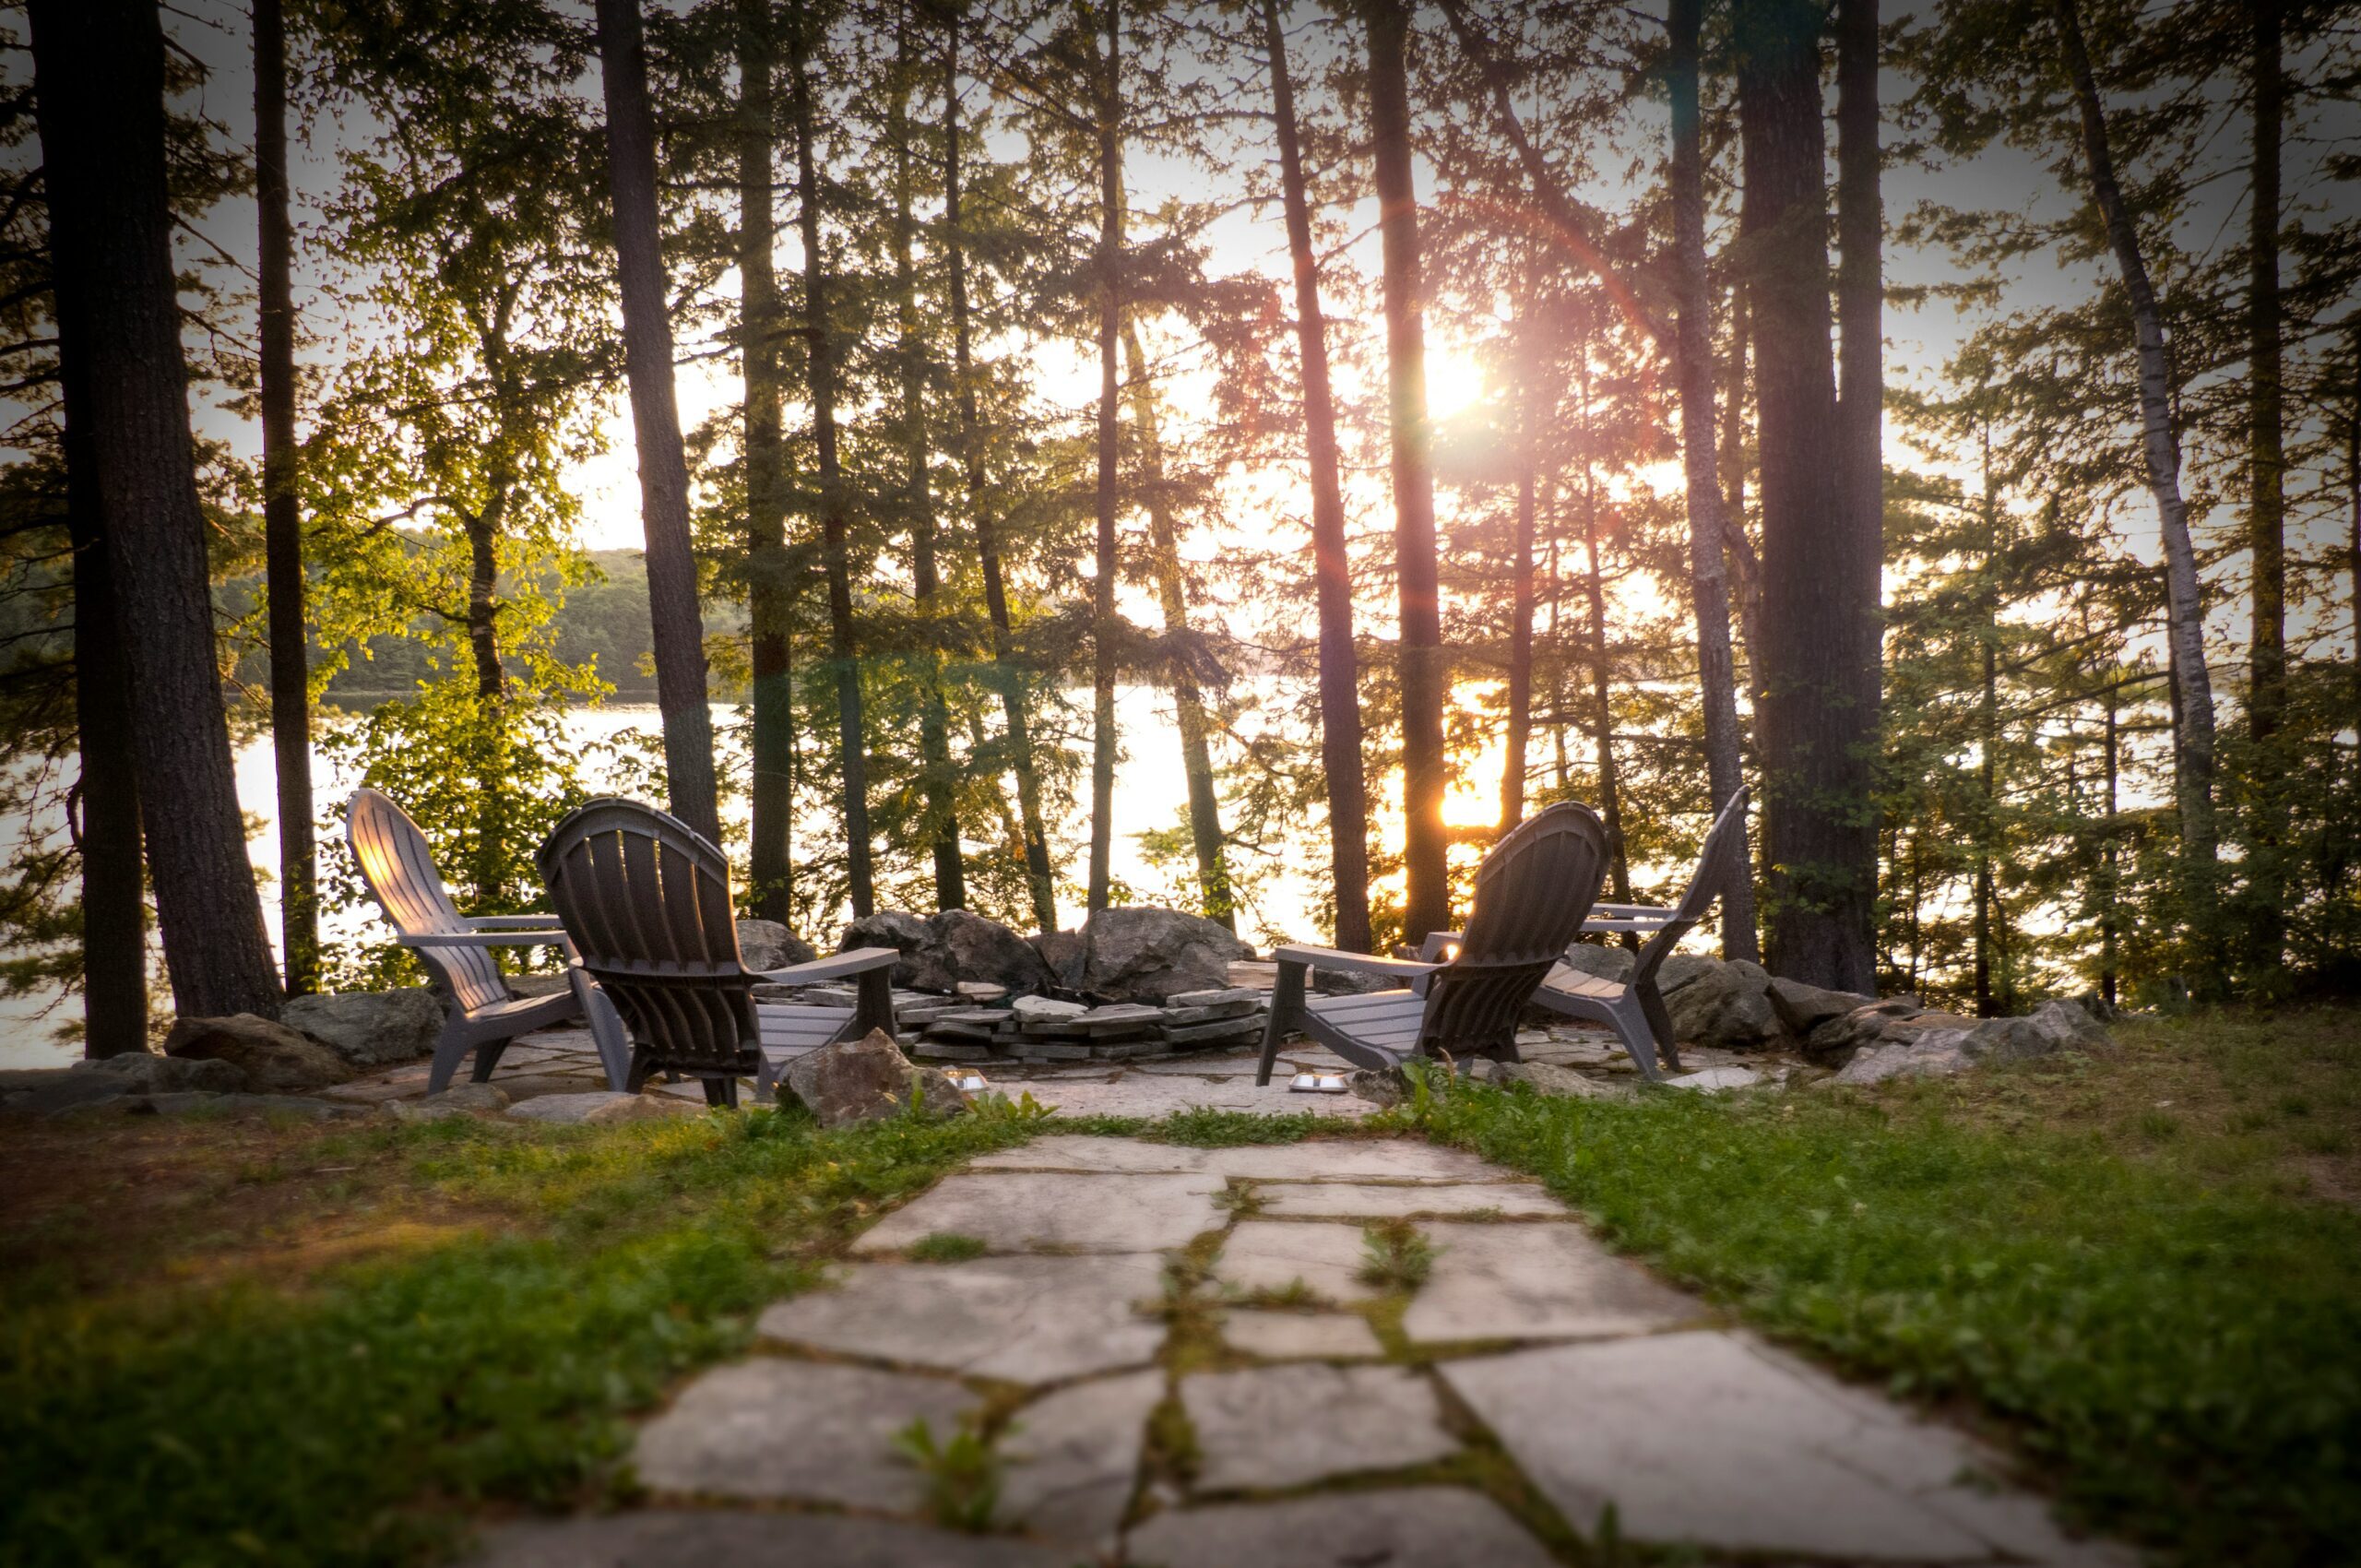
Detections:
[0, 686, 1323, 1068]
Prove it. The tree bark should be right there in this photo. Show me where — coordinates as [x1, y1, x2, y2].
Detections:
[65, 373, 148, 1055]
[2051, 0, 2218, 890]
[1834, 0, 1884, 954]
[945, 6, 1057, 932]
[1499, 319, 1536, 832]
[1123, 324, 1231, 928]
[2245, 0, 2286, 972]
[739, 0, 795, 921]
[1722, 281, 1769, 719]
[1667, 0, 1757, 960]
[1263, 0, 1370, 951]
[1735, 0, 1875, 992]
[1086, 0, 1122, 917]
[1575, 336, 1633, 922]
[789, 1, 875, 914]
[594, 0, 720, 846]
[1975, 423, 1999, 1016]
[255, 0, 315, 995]
[895, 7, 964, 909]
[30, 0, 281, 1020]
[1363, 0, 1451, 946]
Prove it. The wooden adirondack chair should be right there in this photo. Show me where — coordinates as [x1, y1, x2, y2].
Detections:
[535, 798, 900, 1108]
[1254, 802, 1609, 1085]
[346, 787, 630, 1095]
[1416, 786, 1752, 1082]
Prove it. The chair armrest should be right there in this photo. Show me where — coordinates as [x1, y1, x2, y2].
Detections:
[1591, 903, 1675, 919]
[1581, 918, 1673, 934]
[1415, 931, 1464, 963]
[399, 931, 572, 949]
[465, 914, 569, 930]
[755, 946, 902, 985]
[1271, 944, 1441, 980]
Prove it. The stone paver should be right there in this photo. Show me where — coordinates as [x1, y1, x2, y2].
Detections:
[466, 1511, 1069, 1567]
[1181, 1362, 1457, 1491]
[1665, 1064, 1764, 1092]
[1442, 1331, 2023, 1561]
[1021, 1074, 1373, 1121]
[1123, 1487, 1557, 1568]
[965, 1134, 1501, 1183]
[1401, 1220, 1701, 1343]
[757, 1253, 1168, 1384]
[852, 1170, 1225, 1255]
[1214, 1220, 1384, 1303]
[632, 1359, 970, 1512]
[1220, 1308, 1382, 1360]
[995, 1367, 1163, 1546]
[1254, 1180, 1568, 1218]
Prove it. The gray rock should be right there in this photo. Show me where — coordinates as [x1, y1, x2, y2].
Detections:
[997, 1368, 1165, 1545]
[82, 1051, 246, 1094]
[1400, 1221, 1701, 1344]
[1764, 977, 1874, 1038]
[784, 1028, 962, 1129]
[1079, 906, 1252, 1004]
[1835, 1000, 2106, 1086]
[1663, 1064, 1765, 1092]
[387, 1083, 511, 1121]
[854, 1170, 1226, 1256]
[1664, 958, 1786, 1050]
[165, 1014, 353, 1094]
[466, 1512, 1069, 1568]
[1804, 996, 1929, 1064]
[836, 909, 935, 987]
[927, 909, 1056, 995]
[1311, 966, 1394, 995]
[1182, 1363, 1459, 1491]
[281, 989, 445, 1066]
[1010, 993, 1088, 1024]
[1465, 1059, 1629, 1100]
[1654, 952, 1722, 996]
[736, 918, 817, 973]
[132, 1092, 368, 1119]
[1124, 1488, 1557, 1568]
[2, 1072, 134, 1116]
[1347, 1066, 1408, 1107]
[1031, 930, 1086, 989]
[1168, 986, 1260, 1010]
[504, 1091, 701, 1124]
[1556, 942, 1636, 983]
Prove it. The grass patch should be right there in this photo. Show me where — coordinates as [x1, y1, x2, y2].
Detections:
[1407, 1011, 2361, 1568]
[0, 1105, 1045, 1566]
[907, 1231, 990, 1263]
[1151, 1107, 1323, 1146]
[1357, 1218, 1438, 1290]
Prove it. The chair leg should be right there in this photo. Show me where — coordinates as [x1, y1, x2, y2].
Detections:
[1256, 963, 1306, 1087]
[570, 969, 633, 1092]
[1614, 993, 1667, 1083]
[1636, 982, 1684, 1075]
[703, 1075, 735, 1109]
[469, 1037, 509, 1083]
[425, 1014, 475, 1096]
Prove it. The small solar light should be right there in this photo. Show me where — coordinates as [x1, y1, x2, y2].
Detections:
[1287, 1071, 1348, 1094]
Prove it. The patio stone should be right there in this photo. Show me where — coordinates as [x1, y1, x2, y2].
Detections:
[1181, 1363, 1456, 1491]
[1438, 1332, 1999, 1560]
[1204, 1141, 1502, 1182]
[1219, 1308, 1382, 1360]
[632, 1358, 971, 1512]
[1212, 1221, 1383, 1303]
[1123, 1487, 1556, 1568]
[968, 1134, 1213, 1173]
[1401, 1221, 1700, 1343]
[1664, 1064, 1765, 1092]
[852, 1171, 1225, 1255]
[504, 1091, 699, 1124]
[996, 1368, 1163, 1546]
[1023, 1073, 1372, 1121]
[466, 1510, 1069, 1567]
[757, 1253, 1168, 1384]
[1253, 1180, 1568, 1219]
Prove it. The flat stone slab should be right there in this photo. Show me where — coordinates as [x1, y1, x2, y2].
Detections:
[1124, 1487, 1557, 1568]
[853, 1171, 1226, 1255]
[757, 1253, 1168, 1385]
[1182, 1362, 1457, 1491]
[1440, 1331, 2011, 1561]
[996, 1367, 1163, 1546]
[1025, 1075, 1373, 1120]
[1214, 1220, 1384, 1303]
[466, 1510, 1069, 1567]
[1401, 1221, 1701, 1343]
[964, 1135, 1495, 1182]
[632, 1359, 971, 1512]
[1665, 1065, 1764, 1092]
[1220, 1308, 1383, 1360]
[1253, 1181, 1569, 1219]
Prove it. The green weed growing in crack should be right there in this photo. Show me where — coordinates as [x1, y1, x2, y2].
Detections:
[1358, 1218, 1437, 1290]
[1212, 1183, 1267, 1218]
[894, 1414, 1004, 1533]
[908, 1232, 990, 1263]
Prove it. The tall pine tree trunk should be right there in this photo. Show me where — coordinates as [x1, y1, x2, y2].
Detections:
[945, 6, 1057, 932]
[1364, 0, 1451, 945]
[2051, 0, 2219, 907]
[30, 0, 281, 1019]
[1721, 282, 1769, 719]
[1575, 336, 1633, 917]
[1736, 0, 1875, 992]
[1499, 317, 1536, 832]
[1834, 0, 1883, 968]
[1122, 323, 1231, 928]
[895, 8, 964, 909]
[1668, 0, 1757, 960]
[1263, 0, 1369, 951]
[1086, 0, 1122, 916]
[739, 0, 795, 921]
[255, 0, 315, 995]
[789, 2, 875, 915]
[2245, 0, 2286, 973]
[594, 0, 721, 845]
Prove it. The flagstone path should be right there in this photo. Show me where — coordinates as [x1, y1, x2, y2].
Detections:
[468, 1131, 2135, 1568]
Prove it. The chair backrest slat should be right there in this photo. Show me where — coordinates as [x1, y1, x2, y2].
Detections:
[536, 799, 758, 1075]
[1419, 802, 1608, 1056]
[346, 788, 509, 1016]
[1630, 787, 1750, 988]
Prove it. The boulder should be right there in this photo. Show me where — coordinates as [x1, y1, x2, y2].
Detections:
[165, 1014, 353, 1094]
[1079, 907, 1252, 1004]
[1556, 943, 1636, 984]
[1662, 958, 1785, 1051]
[1764, 978, 1874, 1039]
[129, 1092, 368, 1120]
[1654, 953, 1723, 998]
[783, 1028, 963, 1129]
[1833, 999, 2107, 1087]
[1032, 931, 1087, 990]
[282, 989, 444, 1067]
[836, 910, 934, 988]
[386, 1082, 512, 1122]
[505, 1091, 701, 1125]
[1803, 997, 1928, 1065]
[2, 1071, 134, 1116]
[737, 919, 818, 973]
[925, 909, 1056, 995]
[82, 1051, 246, 1094]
